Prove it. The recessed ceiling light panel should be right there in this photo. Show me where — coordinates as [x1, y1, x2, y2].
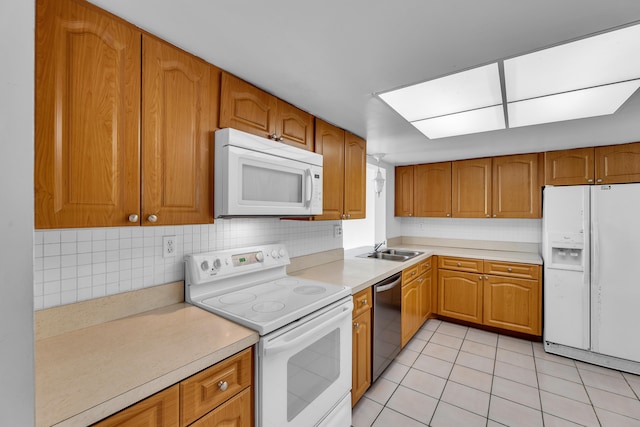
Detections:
[378, 63, 502, 122]
[504, 23, 640, 102]
[411, 105, 506, 139]
[507, 80, 640, 128]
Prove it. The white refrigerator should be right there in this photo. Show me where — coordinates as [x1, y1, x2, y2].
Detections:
[543, 184, 640, 374]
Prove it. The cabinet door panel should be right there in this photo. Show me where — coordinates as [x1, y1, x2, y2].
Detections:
[219, 72, 276, 138]
[595, 142, 640, 184]
[395, 166, 414, 217]
[420, 273, 432, 323]
[492, 153, 540, 218]
[401, 280, 421, 347]
[452, 158, 491, 218]
[438, 270, 483, 324]
[483, 276, 540, 335]
[276, 100, 314, 151]
[189, 387, 253, 427]
[314, 119, 345, 220]
[414, 162, 452, 217]
[544, 147, 594, 185]
[142, 36, 214, 225]
[92, 385, 179, 427]
[351, 309, 371, 406]
[35, 0, 141, 228]
[344, 133, 367, 219]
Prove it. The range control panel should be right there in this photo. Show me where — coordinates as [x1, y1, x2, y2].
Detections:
[185, 244, 290, 284]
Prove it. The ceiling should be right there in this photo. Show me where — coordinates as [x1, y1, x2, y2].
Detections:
[89, 0, 640, 165]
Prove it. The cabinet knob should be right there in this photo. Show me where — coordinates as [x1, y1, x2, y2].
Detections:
[411, 271, 416, 276]
[507, 267, 513, 272]
[486, 214, 490, 218]
[485, 275, 489, 280]
[424, 263, 430, 269]
[587, 179, 593, 183]
[217, 381, 228, 392]
[597, 179, 603, 183]
[147, 214, 158, 223]
[493, 214, 497, 218]
[408, 213, 412, 217]
[128, 214, 139, 223]
[277, 136, 284, 142]
[269, 133, 278, 140]
[361, 299, 367, 305]
[347, 214, 351, 219]
[418, 278, 423, 283]
[446, 213, 451, 217]
[353, 322, 360, 329]
[456, 262, 461, 267]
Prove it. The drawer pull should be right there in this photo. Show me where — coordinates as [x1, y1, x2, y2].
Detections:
[128, 214, 139, 223]
[485, 275, 489, 280]
[507, 267, 513, 272]
[361, 299, 367, 305]
[456, 262, 461, 267]
[218, 381, 228, 392]
[353, 322, 360, 329]
[412, 271, 416, 276]
[423, 263, 430, 269]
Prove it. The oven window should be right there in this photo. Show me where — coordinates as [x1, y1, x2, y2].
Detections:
[287, 328, 340, 421]
[242, 164, 302, 203]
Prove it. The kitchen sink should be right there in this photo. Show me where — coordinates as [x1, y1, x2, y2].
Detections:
[357, 248, 423, 262]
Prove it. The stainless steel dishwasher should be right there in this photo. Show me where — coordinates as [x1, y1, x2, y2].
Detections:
[372, 272, 402, 382]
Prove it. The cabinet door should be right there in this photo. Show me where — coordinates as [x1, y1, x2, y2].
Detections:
[35, 0, 141, 228]
[451, 158, 491, 218]
[414, 162, 452, 217]
[189, 387, 253, 427]
[595, 142, 640, 184]
[492, 153, 541, 218]
[142, 35, 215, 226]
[92, 385, 179, 427]
[314, 119, 345, 220]
[544, 147, 595, 185]
[219, 72, 277, 139]
[483, 275, 541, 335]
[395, 165, 414, 217]
[438, 270, 483, 324]
[344, 132, 367, 219]
[351, 309, 371, 407]
[401, 280, 421, 347]
[275, 100, 314, 151]
[420, 271, 432, 323]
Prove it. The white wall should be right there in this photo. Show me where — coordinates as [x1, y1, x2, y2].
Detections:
[0, 0, 35, 424]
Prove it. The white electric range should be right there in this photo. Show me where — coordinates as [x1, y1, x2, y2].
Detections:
[185, 244, 353, 427]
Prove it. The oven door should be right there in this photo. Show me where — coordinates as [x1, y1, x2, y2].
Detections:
[256, 297, 353, 427]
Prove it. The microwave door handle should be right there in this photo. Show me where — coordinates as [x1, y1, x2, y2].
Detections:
[264, 302, 352, 357]
[305, 168, 313, 207]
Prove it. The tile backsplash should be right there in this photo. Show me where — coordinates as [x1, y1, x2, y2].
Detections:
[33, 219, 342, 310]
[401, 217, 542, 243]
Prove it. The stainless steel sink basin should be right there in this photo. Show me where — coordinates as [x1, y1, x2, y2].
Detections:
[357, 248, 423, 262]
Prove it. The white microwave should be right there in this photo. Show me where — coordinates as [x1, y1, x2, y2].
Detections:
[214, 128, 323, 217]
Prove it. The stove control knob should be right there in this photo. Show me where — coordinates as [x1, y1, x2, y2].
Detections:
[271, 250, 278, 259]
[200, 260, 209, 272]
[213, 259, 222, 270]
[279, 248, 286, 258]
[255, 252, 264, 262]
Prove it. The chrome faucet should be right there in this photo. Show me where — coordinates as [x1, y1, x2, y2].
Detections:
[373, 240, 386, 252]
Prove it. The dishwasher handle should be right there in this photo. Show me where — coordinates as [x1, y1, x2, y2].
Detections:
[375, 275, 402, 293]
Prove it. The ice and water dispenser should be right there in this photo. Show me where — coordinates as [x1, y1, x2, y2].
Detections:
[547, 233, 585, 270]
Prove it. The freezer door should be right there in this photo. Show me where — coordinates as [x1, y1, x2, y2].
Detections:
[543, 186, 590, 350]
[591, 184, 640, 362]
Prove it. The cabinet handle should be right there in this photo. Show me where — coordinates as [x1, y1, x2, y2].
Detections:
[361, 299, 367, 305]
[353, 322, 360, 329]
[493, 214, 497, 218]
[218, 381, 228, 391]
[507, 267, 513, 272]
[423, 263, 430, 269]
[269, 133, 278, 140]
[486, 214, 490, 218]
[446, 213, 451, 217]
[347, 214, 351, 219]
[408, 213, 412, 217]
[588, 179, 593, 183]
[411, 271, 416, 276]
[597, 179, 603, 183]
[128, 214, 139, 223]
[418, 278, 423, 283]
[277, 136, 284, 142]
[485, 275, 489, 280]
[479, 276, 483, 281]
[147, 214, 158, 223]
[456, 262, 461, 267]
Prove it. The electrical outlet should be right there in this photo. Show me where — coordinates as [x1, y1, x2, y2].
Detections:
[334, 224, 343, 237]
[163, 235, 176, 258]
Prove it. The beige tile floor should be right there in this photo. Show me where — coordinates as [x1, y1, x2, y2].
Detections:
[352, 319, 640, 427]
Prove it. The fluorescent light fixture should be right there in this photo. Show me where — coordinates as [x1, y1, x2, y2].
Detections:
[505, 24, 640, 102]
[412, 105, 505, 139]
[378, 63, 502, 122]
[508, 80, 640, 128]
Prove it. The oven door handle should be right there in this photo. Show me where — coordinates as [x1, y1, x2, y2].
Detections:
[263, 301, 353, 357]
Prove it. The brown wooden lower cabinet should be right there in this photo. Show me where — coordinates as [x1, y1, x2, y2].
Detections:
[351, 287, 372, 407]
[401, 257, 434, 347]
[437, 256, 542, 336]
[92, 348, 253, 427]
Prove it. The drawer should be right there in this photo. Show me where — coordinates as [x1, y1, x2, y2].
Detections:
[402, 263, 420, 285]
[483, 260, 540, 280]
[438, 256, 483, 273]
[188, 387, 252, 427]
[181, 347, 253, 426]
[352, 287, 372, 318]
[92, 384, 179, 427]
[418, 256, 433, 274]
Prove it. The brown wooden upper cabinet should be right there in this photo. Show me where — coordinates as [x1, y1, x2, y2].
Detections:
[314, 119, 366, 220]
[394, 166, 414, 216]
[545, 142, 640, 186]
[415, 162, 452, 217]
[452, 158, 492, 218]
[492, 153, 541, 218]
[35, 0, 217, 228]
[219, 72, 314, 151]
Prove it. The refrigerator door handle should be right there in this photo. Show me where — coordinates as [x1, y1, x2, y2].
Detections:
[590, 188, 600, 352]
